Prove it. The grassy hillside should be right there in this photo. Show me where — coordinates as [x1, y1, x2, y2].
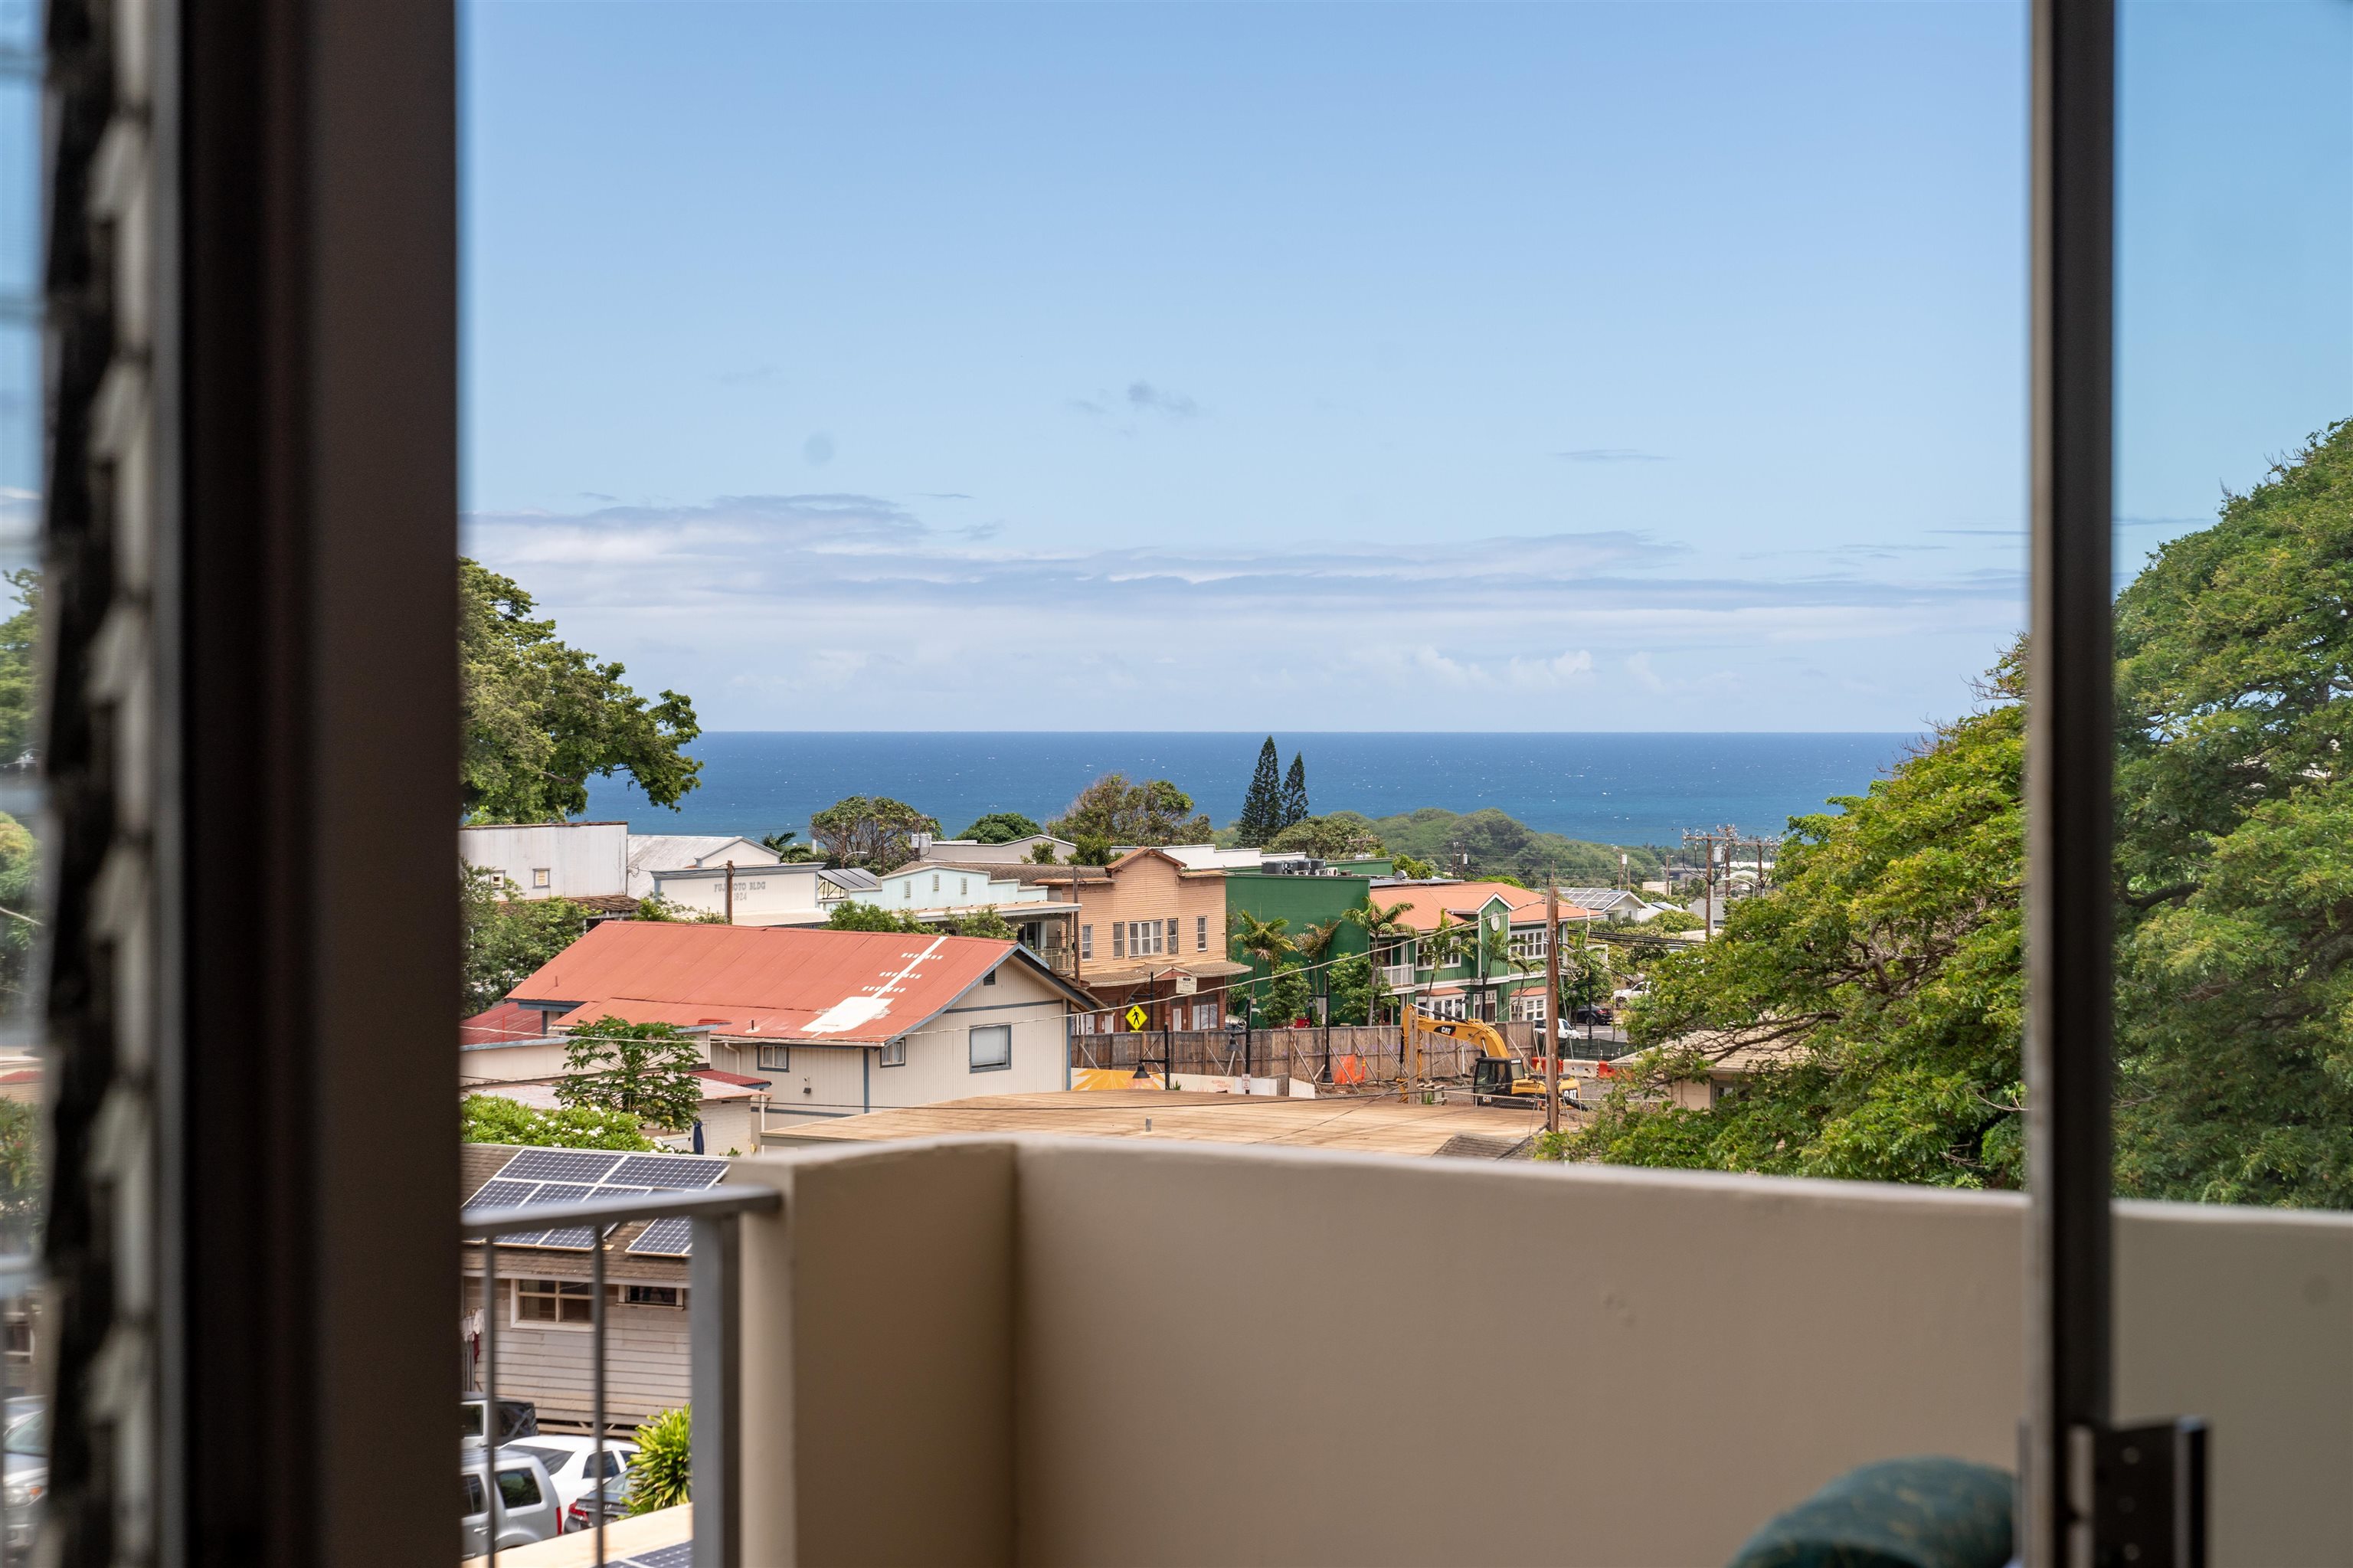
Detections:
[1369, 807, 1664, 885]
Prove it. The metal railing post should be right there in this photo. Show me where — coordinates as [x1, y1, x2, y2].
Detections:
[690, 1213, 742, 1568]
[592, 1232, 607, 1566]
[483, 1240, 499, 1568]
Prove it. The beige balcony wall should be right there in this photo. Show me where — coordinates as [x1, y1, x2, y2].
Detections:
[732, 1140, 2353, 1567]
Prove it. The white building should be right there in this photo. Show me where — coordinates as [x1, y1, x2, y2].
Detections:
[459, 820, 630, 900]
[623, 833, 781, 897]
[866, 866, 1052, 913]
[500, 921, 1089, 1132]
[917, 833, 1075, 866]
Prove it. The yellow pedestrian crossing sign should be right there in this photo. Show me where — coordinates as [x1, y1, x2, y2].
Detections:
[1125, 1004, 1150, 1030]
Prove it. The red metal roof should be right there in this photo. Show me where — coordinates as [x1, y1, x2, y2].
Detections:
[460, 1000, 545, 1047]
[507, 921, 1027, 1045]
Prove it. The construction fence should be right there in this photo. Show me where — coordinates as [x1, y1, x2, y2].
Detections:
[1066, 1021, 1632, 1088]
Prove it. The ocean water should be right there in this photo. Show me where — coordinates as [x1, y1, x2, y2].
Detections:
[583, 732, 1919, 849]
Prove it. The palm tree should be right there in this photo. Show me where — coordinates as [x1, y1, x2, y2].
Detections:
[1342, 899, 1415, 1023]
[1294, 918, 1343, 1075]
[1226, 911, 1294, 1075]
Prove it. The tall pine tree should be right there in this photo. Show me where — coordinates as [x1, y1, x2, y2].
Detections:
[1279, 752, 1310, 830]
[1236, 736, 1282, 845]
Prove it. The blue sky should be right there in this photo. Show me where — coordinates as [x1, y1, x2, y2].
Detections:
[459, 0, 2351, 732]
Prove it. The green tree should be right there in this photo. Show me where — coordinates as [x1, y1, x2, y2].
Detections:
[958, 811, 1042, 843]
[826, 901, 927, 933]
[1260, 961, 1312, 1029]
[460, 1094, 658, 1151]
[1293, 918, 1343, 1022]
[1327, 952, 1375, 1026]
[808, 795, 940, 870]
[1047, 774, 1212, 846]
[1551, 651, 2025, 1187]
[951, 908, 1019, 941]
[634, 893, 728, 924]
[0, 813, 37, 1008]
[1279, 753, 1310, 831]
[1342, 898, 1415, 1023]
[1265, 811, 1385, 859]
[1556, 937, 1615, 1036]
[759, 830, 820, 863]
[1648, 908, 1703, 934]
[1392, 853, 1437, 879]
[1072, 833, 1114, 866]
[2111, 418, 2353, 1206]
[461, 865, 594, 1015]
[0, 570, 38, 768]
[461, 559, 702, 823]
[1029, 840, 1060, 865]
[1235, 738, 1283, 846]
[1367, 806, 1660, 885]
[555, 1016, 705, 1132]
[628, 1406, 692, 1514]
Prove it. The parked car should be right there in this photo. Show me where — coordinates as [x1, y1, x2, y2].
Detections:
[2, 1403, 44, 1551]
[561, 1472, 633, 1536]
[460, 1393, 538, 1448]
[500, 1434, 637, 1514]
[460, 1449, 561, 1554]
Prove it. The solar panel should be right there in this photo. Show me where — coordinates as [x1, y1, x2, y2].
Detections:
[627, 1216, 694, 1258]
[611, 1155, 728, 1190]
[474, 1148, 727, 1252]
[620, 1545, 693, 1568]
[493, 1149, 627, 1185]
[462, 1180, 535, 1211]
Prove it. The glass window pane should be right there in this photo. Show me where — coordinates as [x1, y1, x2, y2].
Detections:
[2112, 0, 2353, 1209]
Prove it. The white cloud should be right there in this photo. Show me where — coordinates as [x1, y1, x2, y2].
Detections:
[461, 493, 2024, 729]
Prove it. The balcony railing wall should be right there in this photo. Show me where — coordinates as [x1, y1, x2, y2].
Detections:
[734, 1139, 2353, 1566]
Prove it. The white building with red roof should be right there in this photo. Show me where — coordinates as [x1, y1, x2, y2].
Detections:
[497, 921, 1092, 1131]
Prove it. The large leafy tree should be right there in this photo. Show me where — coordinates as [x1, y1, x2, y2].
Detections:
[556, 1016, 705, 1131]
[809, 795, 940, 869]
[1048, 774, 1212, 846]
[958, 811, 1043, 844]
[462, 558, 702, 823]
[1235, 738, 1283, 845]
[460, 865, 594, 1014]
[1559, 651, 2026, 1187]
[1265, 811, 1385, 859]
[0, 570, 38, 768]
[2111, 419, 2353, 1206]
[460, 1093, 657, 1151]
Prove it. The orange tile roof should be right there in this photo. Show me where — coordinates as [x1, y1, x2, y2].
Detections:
[1373, 882, 1595, 931]
[507, 921, 1052, 1046]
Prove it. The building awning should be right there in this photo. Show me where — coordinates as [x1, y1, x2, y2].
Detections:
[1077, 958, 1253, 990]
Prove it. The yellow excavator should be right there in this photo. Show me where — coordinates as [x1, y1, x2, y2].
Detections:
[1402, 1007, 1556, 1108]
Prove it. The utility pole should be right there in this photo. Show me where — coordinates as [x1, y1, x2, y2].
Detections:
[1543, 880, 1561, 1134]
[725, 860, 735, 925]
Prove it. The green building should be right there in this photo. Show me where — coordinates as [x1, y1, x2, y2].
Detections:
[1222, 871, 1373, 1016]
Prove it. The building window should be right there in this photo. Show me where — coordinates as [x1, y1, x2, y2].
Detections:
[969, 1024, 1013, 1072]
[1196, 915, 1207, 952]
[1192, 1002, 1218, 1030]
[932, 873, 941, 893]
[531, 867, 550, 889]
[1511, 992, 1548, 1022]
[1510, 930, 1548, 962]
[1113, 922, 1125, 958]
[1124, 921, 1163, 957]
[623, 1285, 683, 1308]
[1080, 924, 1093, 960]
[881, 1039, 906, 1067]
[1166, 918, 1179, 954]
[983, 967, 997, 986]
[515, 1278, 593, 1328]
[757, 1043, 790, 1072]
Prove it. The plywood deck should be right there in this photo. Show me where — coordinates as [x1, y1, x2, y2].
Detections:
[776, 1089, 1558, 1160]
